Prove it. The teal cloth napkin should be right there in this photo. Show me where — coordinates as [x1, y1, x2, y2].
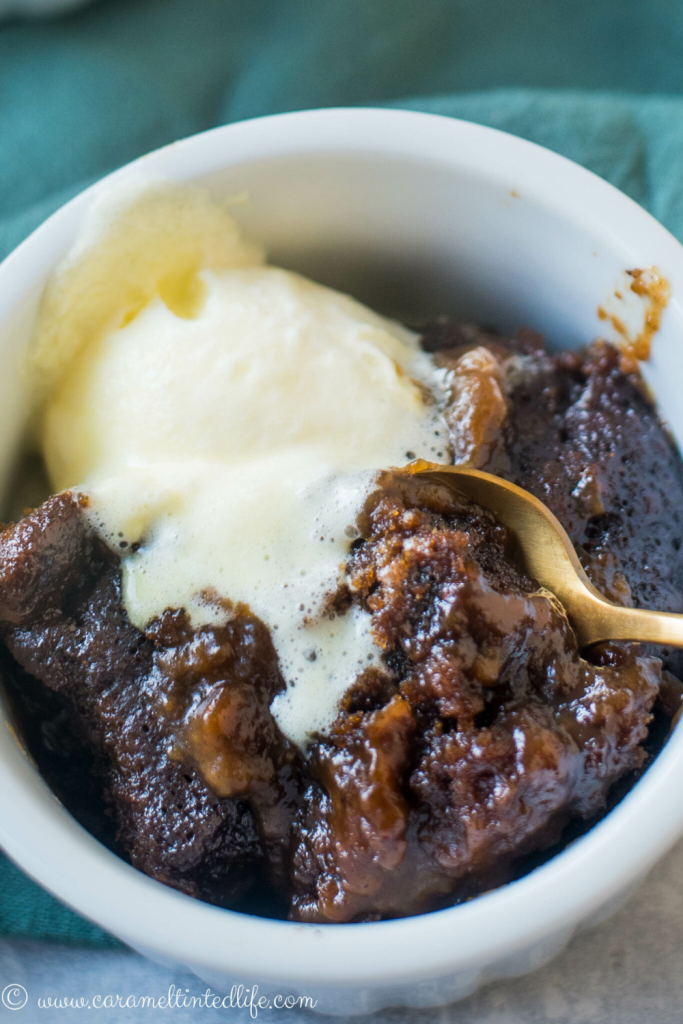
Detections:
[3, 0, 683, 947]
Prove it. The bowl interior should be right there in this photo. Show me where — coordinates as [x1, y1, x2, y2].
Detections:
[204, 152, 655, 340]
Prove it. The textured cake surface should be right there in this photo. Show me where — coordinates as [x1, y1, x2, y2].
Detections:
[2, 326, 682, 922]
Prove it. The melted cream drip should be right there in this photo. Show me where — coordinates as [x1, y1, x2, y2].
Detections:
[37, 181, 449, 747]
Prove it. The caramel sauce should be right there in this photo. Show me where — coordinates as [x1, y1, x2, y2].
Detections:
[598, 266, 670, 372]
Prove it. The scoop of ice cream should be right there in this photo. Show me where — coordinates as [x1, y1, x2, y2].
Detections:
[43, 265, 440, 491]
[36, 181, 448, 746]
[31, 178, 263, 395]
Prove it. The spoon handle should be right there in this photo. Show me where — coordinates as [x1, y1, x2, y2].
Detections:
[408, 462, 683, 653]
[576, 595, 683, 650]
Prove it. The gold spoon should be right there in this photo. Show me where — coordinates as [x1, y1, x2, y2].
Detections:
[410, 459, 683, 650]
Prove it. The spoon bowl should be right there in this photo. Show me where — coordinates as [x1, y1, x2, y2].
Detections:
[411, 459, 683, 650]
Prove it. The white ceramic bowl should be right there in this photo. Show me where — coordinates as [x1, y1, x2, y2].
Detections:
[1, 109, 683, 1016]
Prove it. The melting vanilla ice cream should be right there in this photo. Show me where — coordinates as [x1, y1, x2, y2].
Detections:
[35, 179, 449, 746]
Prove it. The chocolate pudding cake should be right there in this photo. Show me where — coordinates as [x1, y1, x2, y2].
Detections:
[0, 183, 680, 923]
[2, 324, 681, 923]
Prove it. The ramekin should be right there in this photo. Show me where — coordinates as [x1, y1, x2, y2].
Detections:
[1, 109, 683, 1015]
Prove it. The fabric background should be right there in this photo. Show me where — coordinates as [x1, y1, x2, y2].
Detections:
[2, 0, 683, 947]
